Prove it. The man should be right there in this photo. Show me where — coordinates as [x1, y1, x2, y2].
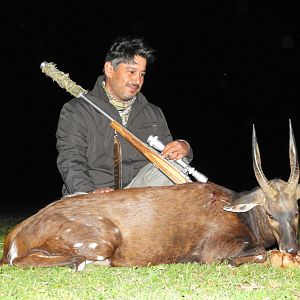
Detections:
[56, 36, 193, 196]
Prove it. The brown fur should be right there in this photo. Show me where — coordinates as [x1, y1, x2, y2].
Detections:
[0, 182, 266, 270]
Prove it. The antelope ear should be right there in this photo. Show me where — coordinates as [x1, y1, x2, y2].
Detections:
[296, 184, 300, 200]
[223, 187, 264, 212]
[223, 203, 260, 212]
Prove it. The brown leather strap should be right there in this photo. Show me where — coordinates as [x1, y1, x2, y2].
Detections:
[113, 132, 122, 189]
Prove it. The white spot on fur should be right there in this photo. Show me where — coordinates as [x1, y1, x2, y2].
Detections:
[113, 227, 119, 233]
[88, 243, 98, 249]
[69, 218, 75, 221]
[98, 216, 103, 220]
[73, 243, 83, 248]
[66, 228, 71, 232]
[8, 240, 18, 265]
[85, 223, 92, 227]
[96, 255, 105, 260]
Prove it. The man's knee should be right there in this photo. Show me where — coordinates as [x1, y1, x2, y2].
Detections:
[125, 163, 174, 188]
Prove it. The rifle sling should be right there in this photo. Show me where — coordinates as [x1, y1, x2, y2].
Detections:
[113, 132, 122, 189]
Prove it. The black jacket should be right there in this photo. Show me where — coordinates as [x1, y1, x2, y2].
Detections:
[56, 75, 190, 195]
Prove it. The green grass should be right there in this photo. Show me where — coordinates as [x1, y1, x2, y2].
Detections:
[0, 216, 299, 300]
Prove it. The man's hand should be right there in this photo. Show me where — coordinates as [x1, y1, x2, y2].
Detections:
[161, 139, 190, 161]
[91, 187, 114, 194]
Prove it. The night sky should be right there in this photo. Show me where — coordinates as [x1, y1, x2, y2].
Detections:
[2, 1, 300, 215]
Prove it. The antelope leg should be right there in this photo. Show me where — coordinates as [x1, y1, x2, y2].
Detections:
[12, 250, 87, 271]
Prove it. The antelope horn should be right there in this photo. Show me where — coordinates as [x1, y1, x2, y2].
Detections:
[252, 124, 277, 198]
[286, 119, 299, 193]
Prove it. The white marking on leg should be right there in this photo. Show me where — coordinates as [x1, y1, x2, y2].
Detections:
[73, 243, 83, 248]
[92, 259, 111, 266]
[77, 260, 86, 271]
[101, 239, 113, 249]
[96, 256, 105, 260]
[256, 255, 265, 261]
[88, 243, 98, 249]
[66, 228, 71, 232]
[8, 240, 18, 265]
[86, 259, 94, 264]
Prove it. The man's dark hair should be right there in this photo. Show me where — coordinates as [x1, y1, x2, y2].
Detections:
[105, 36, 155, 69]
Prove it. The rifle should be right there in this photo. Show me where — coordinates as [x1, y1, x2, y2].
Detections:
[147, 135, 208, 183]
[40, 62, 207, 184]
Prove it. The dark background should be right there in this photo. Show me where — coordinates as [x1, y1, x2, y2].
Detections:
[2, 1, 300, 215]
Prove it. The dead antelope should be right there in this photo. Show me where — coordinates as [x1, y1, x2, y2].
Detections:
[0, 121, 299, 271]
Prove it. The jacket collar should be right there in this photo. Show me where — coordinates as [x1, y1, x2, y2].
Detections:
[87, 75, 150, 123]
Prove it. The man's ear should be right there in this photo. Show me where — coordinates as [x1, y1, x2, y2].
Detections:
[104, 62, 114, 78]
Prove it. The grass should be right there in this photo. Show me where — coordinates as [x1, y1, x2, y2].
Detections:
[0, 216, 299, 300]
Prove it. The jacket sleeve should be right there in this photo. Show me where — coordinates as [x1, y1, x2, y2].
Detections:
[56, 101, 96, 194]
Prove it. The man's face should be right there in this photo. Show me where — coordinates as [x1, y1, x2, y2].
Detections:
[104, 55, 147, 102]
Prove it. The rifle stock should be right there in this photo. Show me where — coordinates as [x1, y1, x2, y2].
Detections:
[110, 121, 190, 184]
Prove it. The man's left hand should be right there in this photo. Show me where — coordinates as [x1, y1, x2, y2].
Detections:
[161, 140, 190, 161]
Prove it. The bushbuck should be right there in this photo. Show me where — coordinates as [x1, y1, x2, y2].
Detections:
[0, 121, 299, 271]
